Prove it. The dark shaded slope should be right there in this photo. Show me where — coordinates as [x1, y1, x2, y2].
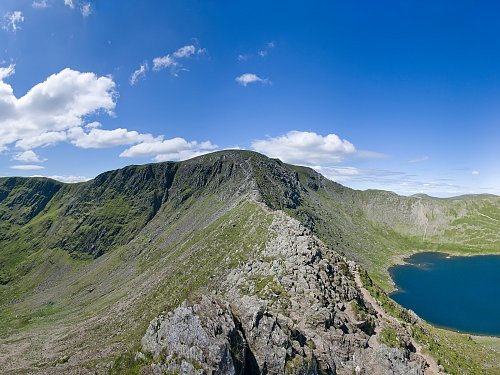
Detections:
[44, 162, 178, 257]
[0, 151, 272, 373]
[0, 178, 63, 284]
[0, 151, 259, 284]
[0, 177, 62, 226]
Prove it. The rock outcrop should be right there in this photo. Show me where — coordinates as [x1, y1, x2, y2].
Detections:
[142, 296, 248, 375]
[140, 210, 429, 374]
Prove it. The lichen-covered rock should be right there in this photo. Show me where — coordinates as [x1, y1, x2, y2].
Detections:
[142, 211, 431, 374]
[141, 295, 247, 375]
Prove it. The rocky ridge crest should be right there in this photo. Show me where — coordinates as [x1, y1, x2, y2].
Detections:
[141, 209, 431, 374]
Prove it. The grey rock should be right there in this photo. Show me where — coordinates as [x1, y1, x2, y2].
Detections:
[141, 295, 247, 375]
[142, 211, 431, 375]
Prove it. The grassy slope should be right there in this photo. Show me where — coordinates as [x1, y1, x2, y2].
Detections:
[245, 155, 500, 374]
[1, 198, 272, 372]
[285, 164, 500, 289]
[0, 152, 275, 372]
[0, 150, 498, 373]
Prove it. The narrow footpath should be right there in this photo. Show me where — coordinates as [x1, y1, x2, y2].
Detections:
[352, 268, 442, 375]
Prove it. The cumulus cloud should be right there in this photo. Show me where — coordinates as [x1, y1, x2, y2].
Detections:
[2, 11, 24, 32]
[11, 164, 45, 170]
[0, 66, 219, 164]
[235, 73, 268, 87]
[16, 131, 67, 150]
[32, 0, 50, 9]
[67, 125, 156, 149]
[120, 138, 217, 162]
[0, 67, 116, 151]
[13, 150, 45, 163]
[64, 0, 75, 9]
[252, 131, 356, 165]
[152, 44, 206, 76]
[129, 62, 149, 85]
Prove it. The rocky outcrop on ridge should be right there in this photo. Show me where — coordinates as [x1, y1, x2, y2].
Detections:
[140, 210, 430, 374]
[141, 296, 248, 375]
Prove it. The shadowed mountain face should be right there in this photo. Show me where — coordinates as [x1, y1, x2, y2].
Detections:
[0, 150, 498, 374]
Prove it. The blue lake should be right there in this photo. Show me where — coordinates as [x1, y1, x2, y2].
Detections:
[390, 252, 500, 336]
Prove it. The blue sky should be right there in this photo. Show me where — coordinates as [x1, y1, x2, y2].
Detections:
[0, 0, 498, 196]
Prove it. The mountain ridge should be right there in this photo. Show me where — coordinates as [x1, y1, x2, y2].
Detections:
[0, 150, 499, 374]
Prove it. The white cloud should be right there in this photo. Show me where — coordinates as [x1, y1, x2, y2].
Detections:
[0, 64, 15, 80]
[235, 73, 268, 86]
[81, 2, 91, 17]
[32, 0, 50, 8]
[2, 11, 24, 32]
[0, 65, 219, 164]
[152, 55, 178, 71]
[32, 174, 90, 183]
[13, 150, 45, 163]
[409, 155, 429, 163]
[311, 165, 470, 197]
[84, 121, 101, 129]
[67, 126, 156, 149]
[0, 67, 116, 151]
[237, 54, 249, 62]
[152, 44, 206, 76]
[120, 138, 217, 162]
[129, 62, 148, 85]
[257, 50, 268, 57]
[16, 131, 67, 149]
[313, 166, 406, 183]
[472, 170, 480, 176]
[252, 131, 356, 165]
[313, 166, 361, 182]
[63, 1, 91, 16]
[173, 45, 196, 58]
[11, 164, 45, 171]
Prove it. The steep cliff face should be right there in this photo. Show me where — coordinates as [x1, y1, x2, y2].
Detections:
[0, 177, 62, 226]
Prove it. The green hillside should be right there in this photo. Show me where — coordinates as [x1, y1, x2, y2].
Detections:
[0, 150, 498, 374]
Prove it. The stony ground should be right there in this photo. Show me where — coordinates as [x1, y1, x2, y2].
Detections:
[140, 209, 437, 374]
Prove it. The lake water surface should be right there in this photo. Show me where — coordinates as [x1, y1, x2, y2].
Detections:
[390, 252, 500, 336]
